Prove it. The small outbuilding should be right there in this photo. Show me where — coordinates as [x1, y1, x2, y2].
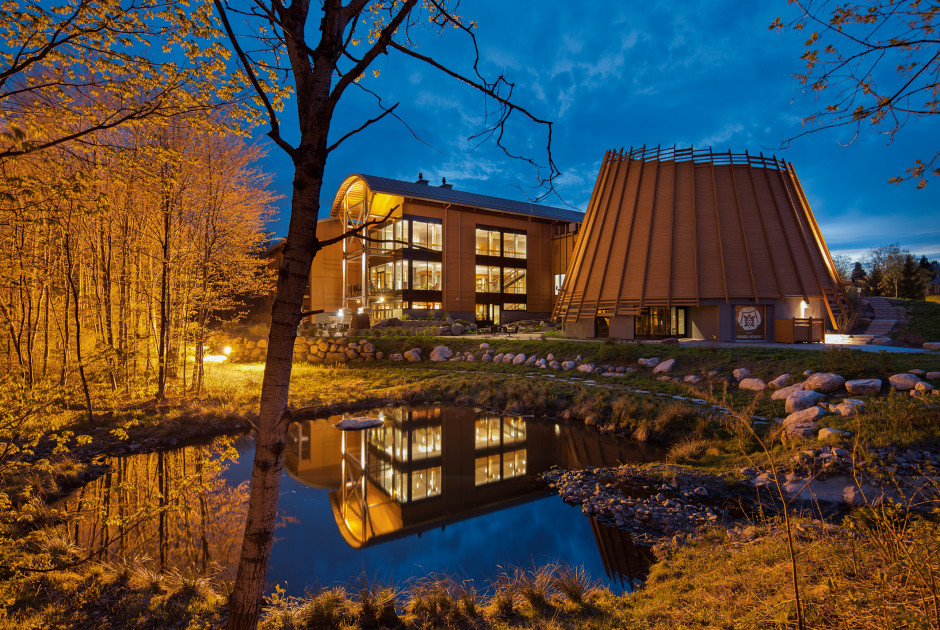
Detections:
[553, 146, 848, 342]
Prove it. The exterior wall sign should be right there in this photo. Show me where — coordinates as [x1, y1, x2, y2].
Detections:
[735, 305, 765, 340]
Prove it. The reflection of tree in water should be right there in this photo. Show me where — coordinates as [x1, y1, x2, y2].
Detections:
[62, 438, 248, 575]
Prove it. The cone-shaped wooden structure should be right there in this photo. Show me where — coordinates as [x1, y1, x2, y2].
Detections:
[554, 146, 848, 339]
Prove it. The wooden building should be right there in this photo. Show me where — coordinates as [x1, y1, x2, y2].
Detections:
[310, 173, 583, 325]
[553, 146, 849, 341]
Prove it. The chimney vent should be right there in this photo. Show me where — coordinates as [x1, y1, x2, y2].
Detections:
[440, 177, 453, 189]
[415, 172, 429, 185]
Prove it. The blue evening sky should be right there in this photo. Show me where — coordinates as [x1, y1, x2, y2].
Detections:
[259, 1, 940, 262]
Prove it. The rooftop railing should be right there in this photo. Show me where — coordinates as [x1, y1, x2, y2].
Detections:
[604, 145, 790, 171]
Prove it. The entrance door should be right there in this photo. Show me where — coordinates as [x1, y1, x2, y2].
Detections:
[475, 304, 501, 326]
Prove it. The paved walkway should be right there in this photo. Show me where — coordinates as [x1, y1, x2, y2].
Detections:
[863, 296, 901, 337]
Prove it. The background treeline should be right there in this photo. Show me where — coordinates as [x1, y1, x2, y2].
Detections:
[834, 244, 939, 301]
[0, 115, 277, 401]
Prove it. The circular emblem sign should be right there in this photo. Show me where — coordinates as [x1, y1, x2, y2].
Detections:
[737, 306, 762, 331]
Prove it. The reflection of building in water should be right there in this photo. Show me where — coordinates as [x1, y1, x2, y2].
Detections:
[284, 406, 662, 550]
[589, 518, 653, 590]
[285, 406, 553, 548]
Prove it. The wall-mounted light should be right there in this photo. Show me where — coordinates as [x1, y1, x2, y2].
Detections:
[337, 308, 344, 317]
[222, 346, 232, 356]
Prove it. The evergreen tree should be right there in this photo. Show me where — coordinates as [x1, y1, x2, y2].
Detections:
[851, 261, 866, 286]
[866, 265, 884, 296]
[920, 255, 937, 280]
[899, 254, 926, 300]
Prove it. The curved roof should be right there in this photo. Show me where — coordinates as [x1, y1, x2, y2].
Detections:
[330, 173, 583, 223]
[554, 146, 846, 324]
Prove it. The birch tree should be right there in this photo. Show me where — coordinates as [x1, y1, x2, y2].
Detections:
[211, 2, 558, 628]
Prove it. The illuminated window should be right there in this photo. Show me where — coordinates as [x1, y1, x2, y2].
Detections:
[475, 265, 501, 293]
[502, 449, 527, 479]
[474, 454, 501, 486]
[554, 273, 565, 295]
[411, 220, 442, 251]
[503, 268, 526, 294]
[411, 426, 442, 461]
[474, 416, 502, 449]
[412, 260, 442, 290]
[411, 466, 442, 500]
[504, 232, 527, 259]
[502, 417, 526, 444]
[410, 301, 442, 310]
[475, 229, 500, 256]
[503, 303, 526, 311]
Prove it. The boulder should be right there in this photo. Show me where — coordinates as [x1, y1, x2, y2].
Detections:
[501, 353, 515, 364]
[909, 369, 927, 376]
[832, 399, 864, 416]
[481, 354, 493, 363]
[771, 382, 805, 401]
[915, 381, 935, 392]
[786, 390, 826, 414]
[926, 372, 940, 380]
[546, 353, 555, 361]
[479, 342, 490, 349]
[344, 347, 360, 360]
[375, 351, 384, 360]
[493, 353, 504, 363]
[845, 378, 882, 395]
[652, 358, 676, 374]
[513, 353, 527, 365]
[577, 363, 595, 373]
[451, 323, 465, 335]
[326, 352, 346, 363]
[872, 336, 893, 346]
[783, 405, 828, 428]
[818, 427, 851, 440]
[661, 337, 679, 345]
[404, 348, 422, 362]
[768, 374, 792, 389]
[638, 357, 661, 368]
[786, 423, 819, 439]
[317, 339, 330, 352]
[733, 368, 751, 381]
[923, 342, 940, 351]
[465, 354, 475, 362]
[683, 375, 702, 384]
[562, 360, 576, 371]
[739, 378, 767, 392]
[889, 373, 921, 390]
[804, 372, 845, 393]
[429, 346, 454, 362]
[602, 371, 625, 377]
[525, 355, 537, 365]
[549, 361, 561, 370]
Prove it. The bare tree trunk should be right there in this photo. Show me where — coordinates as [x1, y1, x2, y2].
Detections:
[64, 229, 94, 424]
[225, 157, 323, 630]
[157, 168, 171, 400]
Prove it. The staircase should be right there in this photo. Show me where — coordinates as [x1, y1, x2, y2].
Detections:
[863, 296, 901, 337]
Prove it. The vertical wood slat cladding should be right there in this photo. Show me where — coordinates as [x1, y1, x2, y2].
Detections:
[694, 164, 724, 299]
[714, 166, 750, 299]
[671, 162, 697, 301]
[644, 161, 675, 302]
[554, 146, 846, 324]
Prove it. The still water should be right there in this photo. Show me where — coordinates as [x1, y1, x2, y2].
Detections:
[64, 406, 660, 593]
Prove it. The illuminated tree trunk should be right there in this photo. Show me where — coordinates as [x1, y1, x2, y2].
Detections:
[226, 150, 323, 630]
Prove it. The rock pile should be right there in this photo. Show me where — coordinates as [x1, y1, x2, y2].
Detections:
[543, 464, 732, 544]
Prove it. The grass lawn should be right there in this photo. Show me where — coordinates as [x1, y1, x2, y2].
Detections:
[890, 297, 940, 344]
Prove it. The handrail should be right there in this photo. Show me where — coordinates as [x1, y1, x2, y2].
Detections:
[605, 145, 789, 170]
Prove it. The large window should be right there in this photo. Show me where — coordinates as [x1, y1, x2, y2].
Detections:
[412, 260, 442, 290]
[475, 229, 500, 256]
[411, 466, 441, 500]
[411, 425, 442, 461]
[503, 268, 526, 294]
[475, 265, 501, 292]
[504, 232, 526, 259]
[411, 220, 442, 251]
[635, 307, 687, 338]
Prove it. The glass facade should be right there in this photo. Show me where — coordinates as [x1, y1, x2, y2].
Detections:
[366, 216, 442, 314]
[635, 307, 687, 338]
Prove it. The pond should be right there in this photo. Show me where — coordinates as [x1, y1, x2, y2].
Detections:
[63, 405, 662, 594]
